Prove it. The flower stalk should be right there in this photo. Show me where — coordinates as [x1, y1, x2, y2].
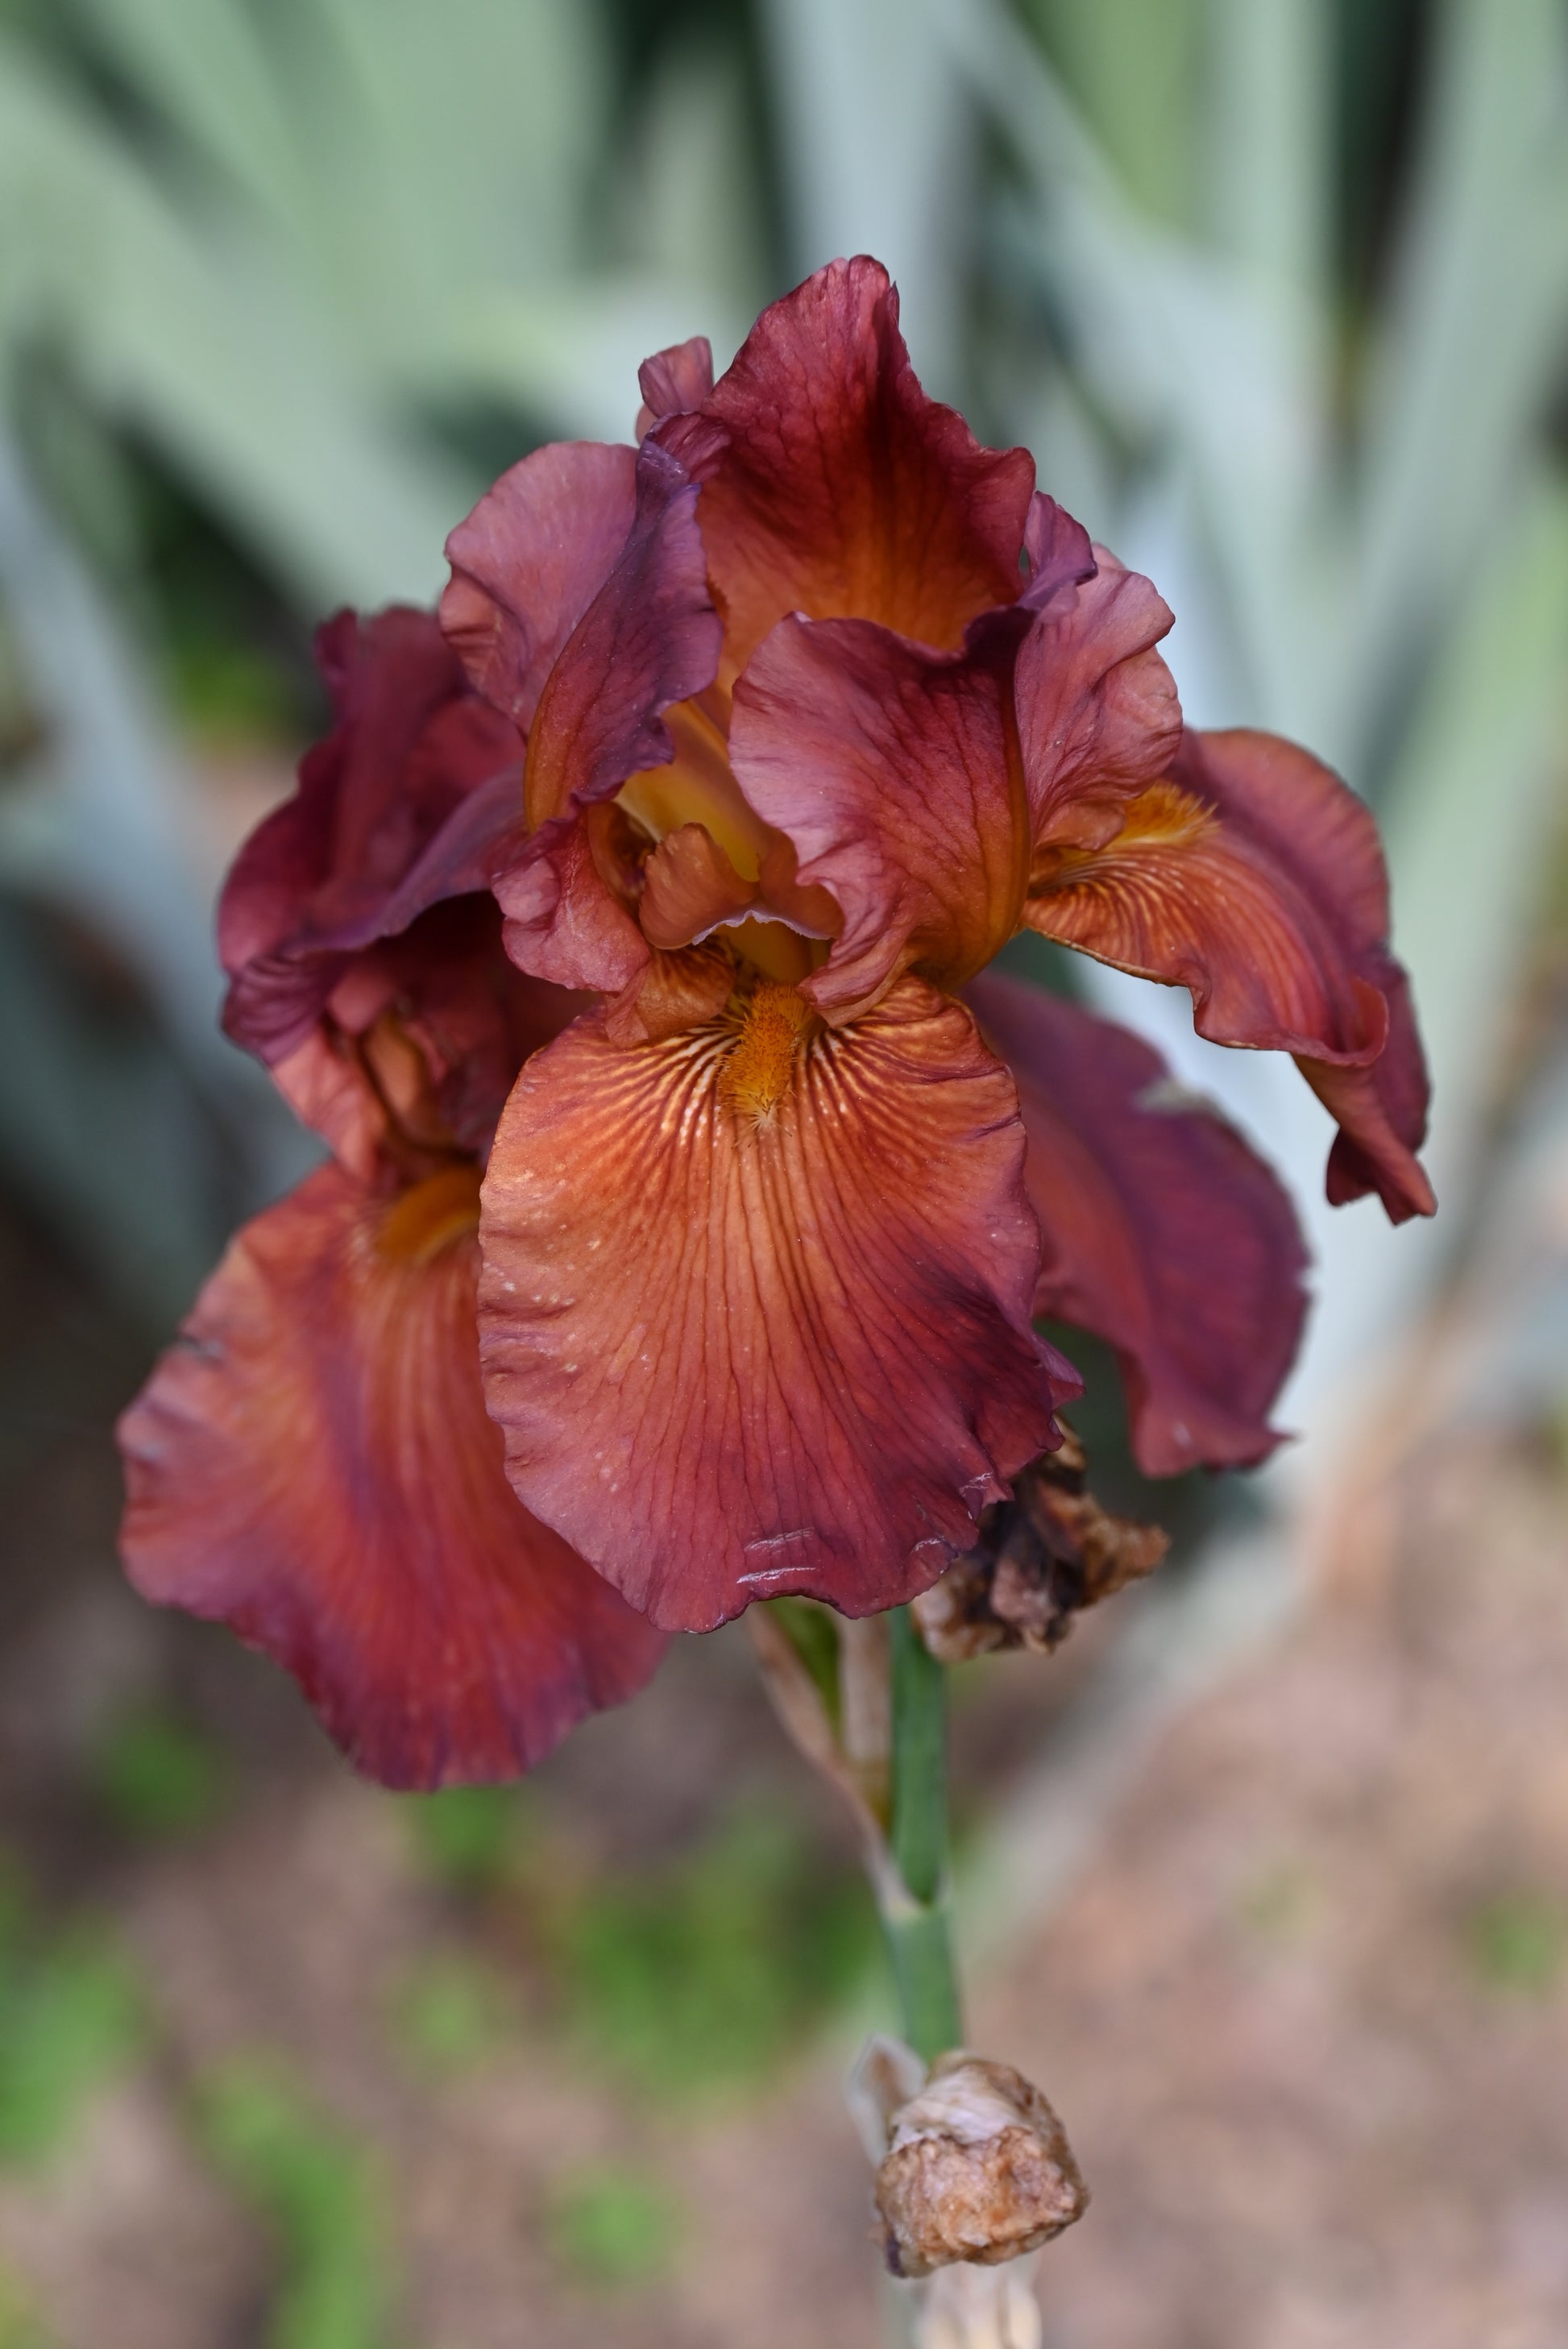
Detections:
[883, 1608, 961, 2063]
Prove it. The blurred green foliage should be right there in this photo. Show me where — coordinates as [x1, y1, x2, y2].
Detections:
[92, 1707, 232, 1839]
[0, 1863, 143, 2166]
[543, 1804, 873, 2101]
[0, 2269, 55, 2349]
[400, 1784, 528, 1895]
[389, 1953, 509, 2077]
[1466, 1890, 1568, 1998]
[197, 2060, 392, 2349]
[546, 2160, 680, 2289]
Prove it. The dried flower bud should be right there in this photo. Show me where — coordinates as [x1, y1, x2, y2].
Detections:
[912, 1424, 1168, 1664]
[873, 2052, 1088, 2278]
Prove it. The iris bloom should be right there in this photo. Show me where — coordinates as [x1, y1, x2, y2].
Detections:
[118, 258, 1430, 1784]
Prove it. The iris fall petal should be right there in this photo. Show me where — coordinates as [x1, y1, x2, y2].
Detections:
[477, 976, 1076, 1632]
[969, 974, 1309, 1475]
[117, 1164, 664, 1789]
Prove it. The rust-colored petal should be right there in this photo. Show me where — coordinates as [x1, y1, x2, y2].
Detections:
[729, 609, 1030, 1020]
[1025, 728, 1434, 1222]
[117, 1164, 664, 1789]
[969, 975, 1309, 1475]
[659, 256, 1035, 676]
[488, 442, 724, 994]
[477, 976, 1076, 1633]
[440, 440, 641, 730]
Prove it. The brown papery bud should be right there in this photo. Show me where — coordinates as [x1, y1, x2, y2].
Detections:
[874, 2052, 1088, 2279]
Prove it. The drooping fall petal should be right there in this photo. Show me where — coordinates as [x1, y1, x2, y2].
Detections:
[729, 609, 1030, 1020]
[657, 256, 1035, 677]
[117, 1163, 664, 1789]
[440, 440, 641, 731]
[477, 976, 1076, 1632]
[1024, 728, 1434, 1222]
[968, 974, 1309, 1475]
[479, 442, 724, 994]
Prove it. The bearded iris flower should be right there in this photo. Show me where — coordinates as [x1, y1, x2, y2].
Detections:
[445, 255, 1428, 1632]
[117, 258, 1429, 1784]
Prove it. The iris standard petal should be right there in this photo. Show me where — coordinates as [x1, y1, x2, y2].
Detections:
[1015, 528, 1182, 857]
[969, 974, 1309, 1475]
[220, 608, 521, 1070]
[477, 975, 1076, 1632]
[1023, 728, 1433, 1222]
[636, 334, 715, 437]
[729, 608, 1030, 1020]
[440, 439, 642, 730]
[658, 255, 1035, 678]
[485, 442, 724, 995]
[117, 1162, 664, 1789]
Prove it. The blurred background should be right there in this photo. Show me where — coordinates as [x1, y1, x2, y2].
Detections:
[0, 0, 1566, 2343]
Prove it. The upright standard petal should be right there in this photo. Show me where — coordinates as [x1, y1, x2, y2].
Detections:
[264, 894, 587, 1177]
[440, 441, 641, 730]
[220, 607, 522, 1070]
[1024, 728, 1434, 1222]
[969, 976, 1309, 1475]
[636, 335, 715, 436]
[659, 256, 1035, 675]
[729, 610, 1030, 1021]
[1014, 527, 1181, 855]
[478, 977, 1076, 1632]
[486, 442, 724, 995]
[117, 1164, 664, 1789]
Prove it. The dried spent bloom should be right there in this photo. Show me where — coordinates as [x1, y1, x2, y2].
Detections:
[872, 2052, 1088, 2278]
[912, 1425, 1169, 1664]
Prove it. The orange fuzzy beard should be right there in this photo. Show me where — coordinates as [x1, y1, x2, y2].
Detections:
[720, 980, 815, 1124]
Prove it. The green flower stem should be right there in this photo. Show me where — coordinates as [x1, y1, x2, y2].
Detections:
[880, 1608, 961, 2063]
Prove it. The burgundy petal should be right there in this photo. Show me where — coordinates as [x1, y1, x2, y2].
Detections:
[488, 441, 724, 994]
[219, 608, 523, 1065]
[440, 440, 641, 730]
[1016, 534, 1182, 858]
[636, 334, 715, 437]
[969, 974, 1309, 1475]
[217, 607, 577, 1168]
